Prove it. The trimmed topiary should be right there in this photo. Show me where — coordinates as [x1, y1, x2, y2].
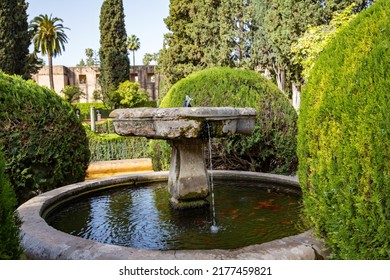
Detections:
[159, 67, 298, 174]
[0, 72, 90, 203]
[0, 143, 22, 259]
[298, 0, 390, 259]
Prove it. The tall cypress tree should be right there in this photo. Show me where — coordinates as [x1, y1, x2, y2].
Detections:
[99, 0, 130, 106]
[0, 0, 30, 79]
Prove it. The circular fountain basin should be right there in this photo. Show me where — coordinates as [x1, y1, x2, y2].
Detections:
[17, 171, 327, 260]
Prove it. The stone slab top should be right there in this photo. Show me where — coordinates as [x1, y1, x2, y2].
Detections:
[109, 107, 258, 139]
[109, 107, 257, 121]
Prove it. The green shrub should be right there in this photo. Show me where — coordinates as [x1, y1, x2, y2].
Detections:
[86, 128, 149, 162]
[298, 0, 390, 259]
[117, 81, 149, 108]
[95, 119, 116, 134]
[0, 72, 90, 203]
[0, 143, 22, 259]
[159, 67, 298, 174]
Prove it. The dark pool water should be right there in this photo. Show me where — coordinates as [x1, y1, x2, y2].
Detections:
[46, 182, 304, 250]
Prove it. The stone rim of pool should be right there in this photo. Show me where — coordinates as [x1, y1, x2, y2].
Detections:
[17, 171, 328, 260]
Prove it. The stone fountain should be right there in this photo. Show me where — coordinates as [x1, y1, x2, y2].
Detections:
[16, 106, 327, 260]
[109, 107, 257, 209]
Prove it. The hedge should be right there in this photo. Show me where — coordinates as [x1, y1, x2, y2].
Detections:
[86, 128, 149, 162]
[0, 143, 22, 259]
[0, 72, 90, 203]
[159, 67, 298, 174]
[298, 0, 390, 259]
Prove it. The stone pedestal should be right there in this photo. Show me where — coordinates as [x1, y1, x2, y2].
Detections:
[109, 107, 257, 210]
[168, 139, 209, 209]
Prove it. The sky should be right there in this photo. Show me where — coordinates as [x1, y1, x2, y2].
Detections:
[27, 0, 170, 67]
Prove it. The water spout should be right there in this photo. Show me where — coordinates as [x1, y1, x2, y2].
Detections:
[207, 122, 219, 233]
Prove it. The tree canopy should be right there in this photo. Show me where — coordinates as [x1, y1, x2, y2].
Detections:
[29, 14, 69, 90]
[157, 0, 374, 100]
[127, 34, 140, 67]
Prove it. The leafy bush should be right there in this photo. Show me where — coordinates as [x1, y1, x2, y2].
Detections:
[117, 81, 149, 108]
[0, 72, 90, 203]
[61, 85, 85, 103]
[86, 128, 149, 162]
[159, 67, 298, 174]
[298, 0, 390, 259]
[0, 143, 22, 259]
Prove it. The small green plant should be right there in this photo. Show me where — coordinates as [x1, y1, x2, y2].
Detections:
[298, 0, 390, 259]
[61, 85, 85, 103]
[0, 143, 22, 259]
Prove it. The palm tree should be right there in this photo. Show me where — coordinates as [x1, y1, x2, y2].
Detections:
[127, 34, 140, 67]
[29, 14, 69, 90]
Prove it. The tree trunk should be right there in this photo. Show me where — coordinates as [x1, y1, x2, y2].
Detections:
[292, 82, 301, 111]
[275, 68, 286, 94]
[133, 51, 136, 67]
[48, 55, 54, 90]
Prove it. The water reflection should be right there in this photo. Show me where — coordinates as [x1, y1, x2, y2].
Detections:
[47, 182, 305, 250]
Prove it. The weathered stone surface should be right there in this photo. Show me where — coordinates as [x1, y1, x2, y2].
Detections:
[168, 139, 209, 208]
[109, 107, 257, 139]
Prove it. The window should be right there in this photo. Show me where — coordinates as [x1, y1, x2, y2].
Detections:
[148, 74, 155, 83]
[131, 74, 138, 82]
[79, 75, 87, 84]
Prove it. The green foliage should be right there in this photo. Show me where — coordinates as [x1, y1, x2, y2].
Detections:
[127, 34, 140, 67]
[0, 71, 90, 203]
[117, 81, 148, 108]
[99, 0, 130, 101]
[61, 85, 85, 103]
[298, 0, 390, 259]
[85, 128, 149, 162]
[0, 143, 22, 260]
[160, 67, 298, 174]
[322, 0, 374, 20]
[72, 102, 111, 120]
[252, 0, 324, 93]
[143, 52, 159, 66]
[291, 4, 357, 81]
[148, 140, 171, 171]
[157, 0, 256, 94]
[94, 119, 115, 134]
[77, 48, 99, 66]
[0, 0, 31, 79]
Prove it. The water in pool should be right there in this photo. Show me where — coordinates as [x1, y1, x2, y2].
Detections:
[46, 182, 304, 250]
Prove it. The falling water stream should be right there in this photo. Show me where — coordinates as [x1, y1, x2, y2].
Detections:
[207, 123, 219, 233]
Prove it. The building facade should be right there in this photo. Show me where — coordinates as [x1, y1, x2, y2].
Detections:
[32, 65, 161, 103]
